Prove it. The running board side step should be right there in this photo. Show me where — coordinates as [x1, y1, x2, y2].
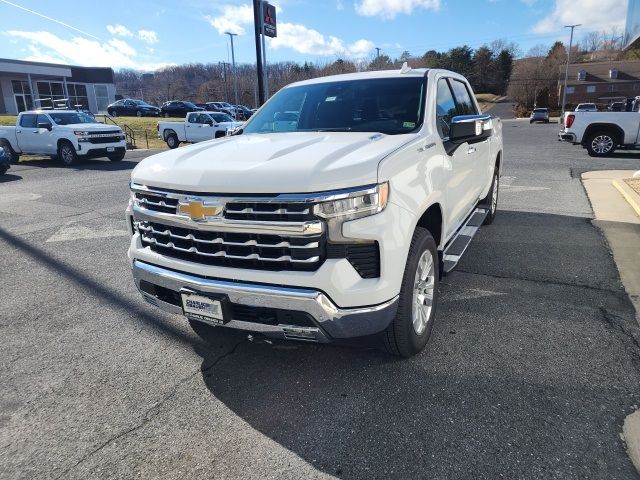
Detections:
[442, 207, 488, 274]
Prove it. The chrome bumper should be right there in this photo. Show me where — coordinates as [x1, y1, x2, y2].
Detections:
[132, 260, 398, 342]
[558, 131, 576, 142]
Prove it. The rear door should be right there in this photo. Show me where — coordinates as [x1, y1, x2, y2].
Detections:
[15, 113, 42, 153]
[184, 113, 201, 142]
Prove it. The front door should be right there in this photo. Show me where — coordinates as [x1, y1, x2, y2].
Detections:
[435, 78, 477, 237]
[191, 114, 214, 142]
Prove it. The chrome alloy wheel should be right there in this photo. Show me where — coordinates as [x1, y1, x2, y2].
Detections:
[61, 145, 75, 164]
[412, 249, 435, 335]
[491, 174, 499, 215]
[591, 135, 614, 154]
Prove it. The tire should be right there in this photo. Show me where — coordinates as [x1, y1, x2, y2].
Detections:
[0, 140, 20, 163]
[0, 164, 8, 175]
[136, 110, 143, 117]
[166, 133, 179, 149]
[108, 152, 126, 161]
[58, 141, 78, 166]
[163, 112, 170, 118]
[214, 131, 226, 139]
[529, 120, 533, 124]
[382, 227, 439, 357]
[480, 168, 499, 225]
[110, 110, 117, 117]
[586, 131, 617, 157]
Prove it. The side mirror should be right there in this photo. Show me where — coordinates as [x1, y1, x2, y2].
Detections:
[449, 115, 492, 142]
[38, 122, 52, 131]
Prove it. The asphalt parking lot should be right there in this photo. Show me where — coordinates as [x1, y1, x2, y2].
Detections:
[2, 122, 640, 480]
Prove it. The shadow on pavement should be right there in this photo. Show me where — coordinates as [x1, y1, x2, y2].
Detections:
[13, 158, 141, 172]
[0, 173, 22, 183]
[189, 209, 640, 480]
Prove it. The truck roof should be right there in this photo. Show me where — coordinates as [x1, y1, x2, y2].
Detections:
[18, 109, 88, 115]
[286, 66, 433, 88]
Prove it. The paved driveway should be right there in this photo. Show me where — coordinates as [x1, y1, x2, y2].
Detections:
[1, 128, 640, 479]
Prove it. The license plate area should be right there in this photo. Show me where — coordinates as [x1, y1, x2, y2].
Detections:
[106, 146, 115, 152]
[180, 290, 230, 325]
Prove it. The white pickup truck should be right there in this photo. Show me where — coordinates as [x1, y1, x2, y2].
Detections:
[559, 100, 640, 156]
[0, 110, 126, 165]
[157, 111, 243, 149]
[127, 67, 503, 357]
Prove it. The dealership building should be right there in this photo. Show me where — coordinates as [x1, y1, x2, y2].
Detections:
[0, 58, 117, 115]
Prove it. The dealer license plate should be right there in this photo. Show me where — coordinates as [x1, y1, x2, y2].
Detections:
[181, 293, 225, 324]
[106, 147, 115, 152]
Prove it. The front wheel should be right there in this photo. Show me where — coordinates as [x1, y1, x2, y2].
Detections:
[108, 152, 125, 161]
[58, 141, 78, 166]
[163, 112, 170, 118]
[136, 110, 143, 117]
[110, 110, 117, 117]
[586, 131, 616, 157]
[382, 227, 439, 357]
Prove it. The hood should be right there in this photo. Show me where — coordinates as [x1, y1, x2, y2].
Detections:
[132, 131, 417, 193]
[64, 123, 121, 132]
[219, 121, 244, 129]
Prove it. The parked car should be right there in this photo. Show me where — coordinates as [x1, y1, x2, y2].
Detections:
[107, 99, 160, 117]
[0, 145, 10, 174]
[560, 96, 640, 156]
[530, 108, 549, 123]
[575, 103, 598, 112]
[160, 101, 204, 118]
[127, 67, 503, 357]
[206, 102, 236, 117]
[157, 111, 243, 148]
[608, 102, 625, 112]
[234, 105, 253, 120]
[0, 110, 126, 166]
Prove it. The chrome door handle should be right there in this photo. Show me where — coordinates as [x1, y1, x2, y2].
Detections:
[467, 146, 477, 154]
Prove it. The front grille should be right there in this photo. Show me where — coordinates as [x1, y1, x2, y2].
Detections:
[135, 192, 178, 214]
[89, 135, 123, 144]
[224, 202, 315, 222]
[139, 221, 324, 271]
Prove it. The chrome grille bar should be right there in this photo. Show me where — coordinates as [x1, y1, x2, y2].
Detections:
[137, 223, 319, 249]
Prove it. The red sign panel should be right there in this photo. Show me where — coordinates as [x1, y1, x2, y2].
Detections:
[263, 2, 277, 38]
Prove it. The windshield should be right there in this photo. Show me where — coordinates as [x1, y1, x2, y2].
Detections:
[533, 109, 547, 113]
[132, 100, 150, 106]
[212, 113, 234, 122]
[242, 77, 426, 135]
[49, 112, 98, 125]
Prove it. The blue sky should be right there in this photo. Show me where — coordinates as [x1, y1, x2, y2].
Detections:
[0, 0, 628, 71]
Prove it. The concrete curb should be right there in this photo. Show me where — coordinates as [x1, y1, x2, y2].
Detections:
[612, 180, 640, 218]
[623, 409, 640, 475]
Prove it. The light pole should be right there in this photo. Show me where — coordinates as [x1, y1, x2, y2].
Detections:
[225, 32, 239, 109]
[561, 24, 581, 119]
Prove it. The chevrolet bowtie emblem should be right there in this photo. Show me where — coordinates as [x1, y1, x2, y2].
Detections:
[178, 200, 223, 221]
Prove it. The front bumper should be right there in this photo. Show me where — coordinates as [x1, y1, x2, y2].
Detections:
[133, 259, 398, 342]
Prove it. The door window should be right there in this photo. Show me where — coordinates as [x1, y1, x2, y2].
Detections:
[36, 114, 51, 128]
[187, 113, 198, 123]
[450, 80, 477, 115]
[20, 114, 37, 128]
[435, 78, 457, 139]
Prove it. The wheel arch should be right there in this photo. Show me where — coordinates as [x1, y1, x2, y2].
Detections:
[163, 129, 176, 141]
[415, 203, 443, 249]
[57, 138, 74, 150]
[582, 123, 625, 145]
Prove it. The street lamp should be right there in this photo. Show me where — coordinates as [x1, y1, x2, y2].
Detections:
[224, 31, 239, 111]
[561, 24, 581, 120]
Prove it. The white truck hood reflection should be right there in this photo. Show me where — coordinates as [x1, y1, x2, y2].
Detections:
[132, 131, 417, 193]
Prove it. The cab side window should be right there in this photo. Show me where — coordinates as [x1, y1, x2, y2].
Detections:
[20, 114, 37, 128]
[435, 78, 457, 139]
[187, 113, 198, 123]
[450, 80, 478, 115]
[36, 114, 51, 128]
[199, 114, 213, 125]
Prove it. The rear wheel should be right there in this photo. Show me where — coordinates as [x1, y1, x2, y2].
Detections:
[136, 110, 143, 117]
[382, 227, 439, 357]
[586, 131, 616, 157]
[480, 168, 499, 225]
[58, 141, 78, 166]
[166, 133, 179, 149]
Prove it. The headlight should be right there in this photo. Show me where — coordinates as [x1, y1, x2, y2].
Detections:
[314, 183, 389, 242]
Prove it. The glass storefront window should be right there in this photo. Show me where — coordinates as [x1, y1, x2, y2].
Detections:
[94, 84, 110, 113]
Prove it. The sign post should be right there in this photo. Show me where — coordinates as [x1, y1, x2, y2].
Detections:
[260, 2, 277, 99]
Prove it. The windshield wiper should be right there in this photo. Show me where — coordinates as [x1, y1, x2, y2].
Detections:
[314, 128, 352, 132]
